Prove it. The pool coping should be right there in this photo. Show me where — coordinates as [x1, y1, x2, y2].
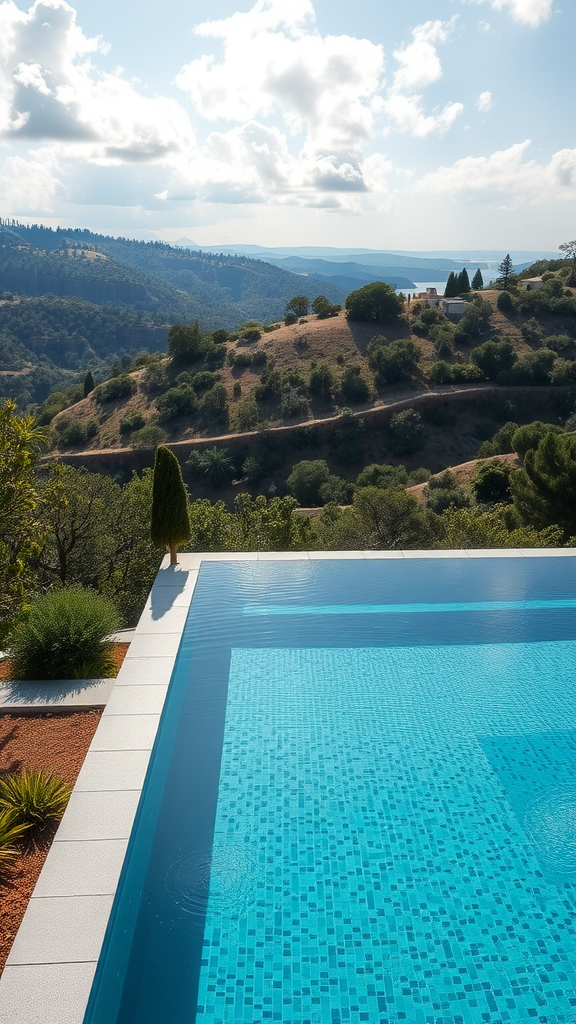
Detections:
[0, 547, 573, 1023]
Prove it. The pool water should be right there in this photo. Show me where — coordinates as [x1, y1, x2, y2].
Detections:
[84, 557, 576, 1024]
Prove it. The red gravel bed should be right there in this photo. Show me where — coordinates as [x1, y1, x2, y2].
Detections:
[0, 709, 103, 973]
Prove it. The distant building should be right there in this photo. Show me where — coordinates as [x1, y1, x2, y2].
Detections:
[440, 297, 466, 316]
[521, 277, 544, 291]
[413, 286, 441, 308]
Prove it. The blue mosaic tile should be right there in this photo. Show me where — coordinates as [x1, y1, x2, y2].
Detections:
[195, 642, 576, 1024]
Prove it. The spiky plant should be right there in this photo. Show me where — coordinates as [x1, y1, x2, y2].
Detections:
[0, 808, 30, 867]
[0, 771, 72, 831]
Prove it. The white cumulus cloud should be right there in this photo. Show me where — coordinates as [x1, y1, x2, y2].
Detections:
[477, 90, 492, 112]
[0, 0, 195, 159]
[475, 0, 553, 28]
[383, 18, 463, 138]
[413, 140, 576, 206]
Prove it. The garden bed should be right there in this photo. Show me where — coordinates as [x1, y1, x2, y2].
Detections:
[0, 709, 104, 973]
[0, 642, 129, 681]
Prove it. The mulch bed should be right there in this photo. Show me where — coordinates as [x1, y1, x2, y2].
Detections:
[0, 640, 130, 973]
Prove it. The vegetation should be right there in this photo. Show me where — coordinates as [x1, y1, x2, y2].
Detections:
[150, 446, 191, 564]
[0, 810, 30, 868]
[345, 282, 404, 323]
[0, 771, 71, 831]
[8, 585, 119, 680]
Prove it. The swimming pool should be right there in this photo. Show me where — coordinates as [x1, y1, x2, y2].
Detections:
[84, 556, 576, 1024]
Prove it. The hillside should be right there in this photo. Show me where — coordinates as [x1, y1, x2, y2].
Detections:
[41, 267, 576, 499]
[0, 222, 346, 329]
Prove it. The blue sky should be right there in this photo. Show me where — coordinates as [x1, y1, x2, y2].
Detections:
[0, 0, 574, 249]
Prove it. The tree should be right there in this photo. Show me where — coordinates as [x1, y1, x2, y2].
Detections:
[471, 338, 516, 379]
[345, 282, 404, 323]
[472, 461, 513, 504]
[559, 239, 576, 286]
[285, 296, 309, 318]
[355, 463, 408, 489]
[511, 431, 576, 540]
[83, 371, 95, 398]
[150, 446, 191, 564]
[309, 363, 334, 401]
[389, 408, 425, 455]
[497, 254, 514, 289]
[511, 421, 562, 458]
[167, 322, 209, 366]
[444, 272, 458, 298]
[353, 487, 434, 549]
[287, 459, 331, 506]
[312, 295, 331, 317]
[0, 401, 47, 638]
[456, 268, 471, 293]
[471, 268, 484, 290]
[368, 338, 420, 384]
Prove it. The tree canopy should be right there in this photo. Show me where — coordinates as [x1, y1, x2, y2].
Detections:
[511, 431, 576, 541]
[345, 282, 404, 323]
[150, 446, 191, 563]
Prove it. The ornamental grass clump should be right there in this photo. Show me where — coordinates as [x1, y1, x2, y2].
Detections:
[0, 771, 71, 831]
[0, 808, 30, 868]
[8, 585, 120, 680]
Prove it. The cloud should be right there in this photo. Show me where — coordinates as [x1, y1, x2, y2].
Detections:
[383, 18, 463, 138]
[413, 140, 576, 205]
[0, 146, 63, 213]
[476, 90, 492, 112]
[475, 0, 553, 28]
[177, 0, 384, 157]
[391, 19, 456, 91]
[0, 0, 195, 158]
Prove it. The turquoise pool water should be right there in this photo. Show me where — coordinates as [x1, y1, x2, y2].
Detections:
[84, 557, 576, 1024]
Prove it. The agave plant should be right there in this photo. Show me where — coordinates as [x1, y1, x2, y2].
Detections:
[0, 808, 30, 868]
[0, 770, 72, 830]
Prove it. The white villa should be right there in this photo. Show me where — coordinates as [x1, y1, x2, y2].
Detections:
[521, 277, 544, 291]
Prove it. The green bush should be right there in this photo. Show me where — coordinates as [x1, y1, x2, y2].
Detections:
[477, 421, 519, 457]
[368, 338, 420, 384]
[471, 338, 517, 379]
[287, 460, 330, 506]
[119, 411, 146, 434]
[512, 421, 562, 457]
[309, 363, 334, 401]
[543, 334, 572, 352]
[204, 344, 227, 370]
[0, 771, 71, 831]
[94, 375, 136, 403]
[8, 586, 120, 680]
[199, 383, 228, 424]
[389, 408, 425, 455]
[345, 282, 404, 323]
[156, 385, 198, 421]
[473, 461, 513, 504]
[496, 290, 516, 313]
[130, 424, 167, 449]
[340, 365, 370, 403]
[141, 362, 168, 395]
[356, 463, 408, 490]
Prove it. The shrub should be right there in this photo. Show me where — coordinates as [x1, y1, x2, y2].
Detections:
[231, 396, 259, 431]
[255, 369, 282, 402]
[340, 365, 370, 403]
[156, 385, 198, 421]
[240, 327, 262, 342]
[497, 290, 516, 312]
[94, 375, 136, 403]
[199, 383, 228, 424]
[141, 362, 168, 395]
[287, 460, 331, 506]
[544, 334, 572, 352]
[131, 424, 167, 449]
[426, 487, 469, 514]
[319, 475, 354, 505]
[9, 586, 120, 680]
[205, 344, 227, 370]
[497, 349, 555, 385]
[356, 463, 408, 490]
[477, 421, 519, 457]
[389, 408, 425, 455]
[211, 329, 228, 344]
[251, 349, 267, 366]
[0, 808, 30, 867]
[284, 312, 298, 326]
[429, 322, 456, 356]
[520, 318, 543, 345]
[471, 338, 516, 379]
[151, 446, 191, 562]
[281, 387, 308, 418]
[309, 364, 334, 401]
[0, 771, 71, 830]
[119, 411, 146, 434]
[473, 461, 513, 504]
[368, 338, 420, 384]
[549, 358, 576, 385]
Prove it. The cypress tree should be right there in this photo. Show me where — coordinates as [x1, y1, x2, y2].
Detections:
[458, 268, 471, 293]
[150, 446, 191, 565]
[83, 370, 95, 398]
[444, 272, 457, 298]
[471, 268, 484, 290]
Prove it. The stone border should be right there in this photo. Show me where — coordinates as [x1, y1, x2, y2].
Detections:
[0, 549, 572, 1023]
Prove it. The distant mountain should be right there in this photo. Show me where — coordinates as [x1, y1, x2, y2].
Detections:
[0, 222, 347, 331]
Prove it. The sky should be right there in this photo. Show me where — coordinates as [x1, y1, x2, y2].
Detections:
[0, 0, 574, 250]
